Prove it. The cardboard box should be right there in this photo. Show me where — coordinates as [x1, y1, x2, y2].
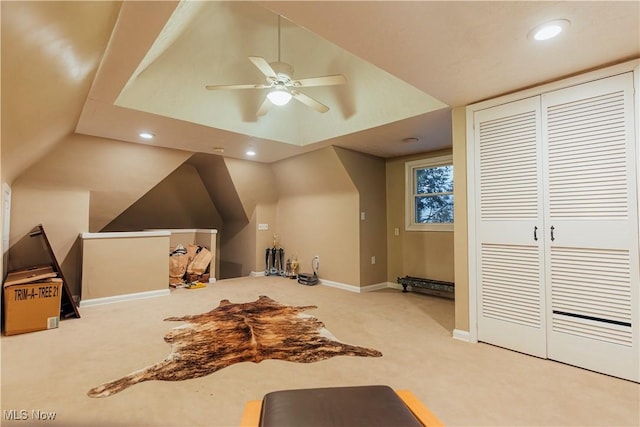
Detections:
[4, 265, 57, 286]
[3, 278, 62, 336]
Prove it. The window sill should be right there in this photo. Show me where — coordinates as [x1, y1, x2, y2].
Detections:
[405, 223, 454, 232]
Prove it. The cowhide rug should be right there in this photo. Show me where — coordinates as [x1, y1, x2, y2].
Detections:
[88, 295, 382, 397]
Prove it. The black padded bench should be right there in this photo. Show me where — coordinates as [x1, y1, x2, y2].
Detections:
[240, 385, 445, 427]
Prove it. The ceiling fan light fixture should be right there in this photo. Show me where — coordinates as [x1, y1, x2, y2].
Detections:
[204, 15, 345, 116]
[267, 89, 292, 106]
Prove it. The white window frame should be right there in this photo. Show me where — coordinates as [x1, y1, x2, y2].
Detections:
[405, 155, 454, 232]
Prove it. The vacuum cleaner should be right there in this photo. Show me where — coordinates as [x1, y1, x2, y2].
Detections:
[265, 247, 286, 276]
[298, 256, 320, 286]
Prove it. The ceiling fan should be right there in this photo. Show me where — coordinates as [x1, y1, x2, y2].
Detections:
[205, 16, 346, 116]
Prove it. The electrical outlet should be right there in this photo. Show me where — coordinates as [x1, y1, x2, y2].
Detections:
[394, 227, 399, 236]
[371, 256, 376, 265]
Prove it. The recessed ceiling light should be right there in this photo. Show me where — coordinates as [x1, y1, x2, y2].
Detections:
[402, 137, 420, 143]
[139, 132, 155, 140]
[529, 19, 570, 41]
[246, 150, 256, 156]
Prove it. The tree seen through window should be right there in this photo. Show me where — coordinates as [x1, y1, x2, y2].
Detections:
[415, 165, 454, 223]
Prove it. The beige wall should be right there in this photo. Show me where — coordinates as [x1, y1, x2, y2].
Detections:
[224, 157, 278, 218]
[273, 147, 360, 285]
[14, 134, 191, 232]
[188, 154, 249, 277]
[255, 202, 277, 272]
[8, 185, 90, 297]
[3, 112, 459, 301]
[335, 147, 387, 286]
[452, 106, 469, 333]
[168, 230, 197, 248]
[223, 157, 278, 275]
[91, 152, 274, 279]
[5, 134, 458, 297]
[103, 163, 223, 232]
[188, 154, 247, 222]
[386, 149, 455, 284]
[0, 1, 116, 281]
[193, 147, 376, 285]
[220, 217, 256, 278]
[0, 1, 120, 185]
[6, 134, 191, 295]
[276, 193, 359, 284]
[80, 234, 169, 301]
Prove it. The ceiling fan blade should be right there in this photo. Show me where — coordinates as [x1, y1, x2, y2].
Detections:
[293, 74, 347, 88]
[256, 97, 272, 116]
[248, 56, 277, 79]
[205, 83, 269, 91]
[291, 90, 329, 113]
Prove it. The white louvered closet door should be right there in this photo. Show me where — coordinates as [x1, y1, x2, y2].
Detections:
[474, 97, 547, 358]
[542, 73, 639, 382]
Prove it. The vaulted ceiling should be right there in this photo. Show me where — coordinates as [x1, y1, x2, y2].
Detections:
[3, 1, 639, 171]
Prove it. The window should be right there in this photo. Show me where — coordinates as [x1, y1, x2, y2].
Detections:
[405, 155, 453, 231]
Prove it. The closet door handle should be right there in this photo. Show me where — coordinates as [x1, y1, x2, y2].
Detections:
[534, 226, 538, 241]
[550, 225, 555, 242]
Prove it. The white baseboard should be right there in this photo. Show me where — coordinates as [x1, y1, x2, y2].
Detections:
[319, 279, 391, 293]
[386, 282, 404, 291]
[208, 278, 217, 283]
[360, 282, 392, 292]
[250, 275, 396, 293]
[79, 289, 170, 308]
[319, 279, 361, 293]
[452, 329, 471, 342]
[251, 271, 294, 278]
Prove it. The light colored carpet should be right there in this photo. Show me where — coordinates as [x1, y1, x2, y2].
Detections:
[86, 295, 382, 398]
[1, 276, 638, 426]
